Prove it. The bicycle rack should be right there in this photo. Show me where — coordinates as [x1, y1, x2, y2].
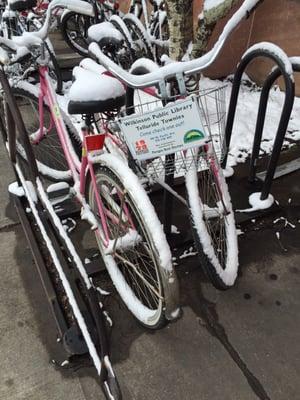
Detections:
[254, 58, 300, 181]
[0, 68, 122, 400]
[221, 44, 295, 203]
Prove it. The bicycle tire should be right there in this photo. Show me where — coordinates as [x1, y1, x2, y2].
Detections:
[109, 14, 135, 67]
[1, 86, 39, 183]
[87, 155, 179, 329]
[7, 85, 81, 181]
[151, 12, 169, 63]
[123, 13, 154, 60]
[185, 156, 238, 289]
[45, 41, 63, 94]
[60, 11, 94, 57]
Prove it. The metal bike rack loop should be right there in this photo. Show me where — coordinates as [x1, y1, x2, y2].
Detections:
[252, 59, 300, 182]
[221, 46, 295, 201]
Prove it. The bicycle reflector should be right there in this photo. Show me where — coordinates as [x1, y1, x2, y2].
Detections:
[85, 134, 105, 152]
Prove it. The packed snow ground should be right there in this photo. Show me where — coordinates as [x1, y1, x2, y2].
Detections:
[58, 73, 300, 168]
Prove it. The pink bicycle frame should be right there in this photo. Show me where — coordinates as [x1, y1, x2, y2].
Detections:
[37, 65, 135, 248]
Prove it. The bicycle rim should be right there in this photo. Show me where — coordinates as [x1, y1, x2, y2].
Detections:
[123, 14, 154, 60]
[61, 12, 93, 56]
[88, 165, 169, 328]
[186, 155, 238, 289]
[10, 88, 73, 181]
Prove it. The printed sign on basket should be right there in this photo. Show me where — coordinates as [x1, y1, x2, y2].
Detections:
[119, 95, 208, 161]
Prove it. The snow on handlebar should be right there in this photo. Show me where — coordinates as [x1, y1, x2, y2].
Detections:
[89, 0, 262, 89]
[0, 37, 30, 65]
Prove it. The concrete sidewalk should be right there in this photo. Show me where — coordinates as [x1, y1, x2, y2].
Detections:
[0, 135, 299, 400]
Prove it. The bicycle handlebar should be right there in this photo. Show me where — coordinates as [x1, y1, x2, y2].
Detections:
[89, 0, 262, 89]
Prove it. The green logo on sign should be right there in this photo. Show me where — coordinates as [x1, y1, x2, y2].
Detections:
[183, 129, 205, 143]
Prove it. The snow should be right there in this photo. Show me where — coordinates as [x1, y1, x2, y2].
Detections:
[79, 57, 106, 75]
[62, 217, 76, 233]
[2, 8, 16, 18]
[289, 57, 300, 67]
[12, 32, 42, 48]
[69, 66, 125, 102]
[88, 21, 123, 43]
[201, 75, 300, 167]
[9, 180, 38, 202]
[204, 0, 226, 11]
[8, 182, 25, 197]
[110, 14, 134, 47]
[170, 308, 181, 319]
[185, 163, 238, 286]
[222, 166, 234, 178]
[236, 192, 274, 212]
[273, 217, 296, 229]
[104, 229, 142, 255]
[130, 58, 159, 74]
[243, 42, 294, 80]
[47, 182, 70, 193]
[179, 247, 198, 260]
[171, 225, 180, 234]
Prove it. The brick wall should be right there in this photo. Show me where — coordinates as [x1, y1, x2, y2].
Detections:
[201, 0, 300, 94]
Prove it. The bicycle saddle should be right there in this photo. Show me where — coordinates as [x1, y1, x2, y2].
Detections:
[68, 65, 126, 115]
[87, 21, 124, 49]
[8, 0, 37, 12]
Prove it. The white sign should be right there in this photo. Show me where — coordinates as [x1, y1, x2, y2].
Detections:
[119, 95, 208, 161]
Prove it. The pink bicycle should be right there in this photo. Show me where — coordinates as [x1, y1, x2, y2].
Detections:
[1, 0, 180, 332]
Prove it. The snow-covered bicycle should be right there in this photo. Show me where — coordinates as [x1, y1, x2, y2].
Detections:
[87, 0, 264, 289]
[125, 0, 168, 63]
[0, 0, 180, 330]
[0, 0, 63, 92]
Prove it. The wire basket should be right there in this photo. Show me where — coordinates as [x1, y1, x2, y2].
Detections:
[118, 85, 227, 179]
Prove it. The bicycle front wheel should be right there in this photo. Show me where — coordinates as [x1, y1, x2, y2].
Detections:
[186, 152, 238, 289]
[88, 155, 179, 329]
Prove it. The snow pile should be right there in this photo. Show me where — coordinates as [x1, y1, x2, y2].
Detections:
[69, 66, 125, 102]
[236, 192, 274, 212]
[88, 21, 123, 44]
[204, 0, 226, 11]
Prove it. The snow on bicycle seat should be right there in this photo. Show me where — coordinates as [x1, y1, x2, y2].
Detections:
[8, 0, 37, 12]
[79, 57, 106, 75]
[87, 21, 124, 48]
[68, 66, 125, 115]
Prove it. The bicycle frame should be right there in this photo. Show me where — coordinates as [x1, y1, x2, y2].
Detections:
[36, 62, 136, 249]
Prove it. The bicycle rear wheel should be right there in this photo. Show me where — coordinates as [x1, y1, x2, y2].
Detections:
[185, 150, 238, 289]
[7, 86, 80, 181]
[123, 13, 154, 60]
[60, 11, 95, 57]
[88, 155, 179, 329]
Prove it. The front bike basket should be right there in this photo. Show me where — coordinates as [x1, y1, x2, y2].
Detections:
[117, 84, 227, 179]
